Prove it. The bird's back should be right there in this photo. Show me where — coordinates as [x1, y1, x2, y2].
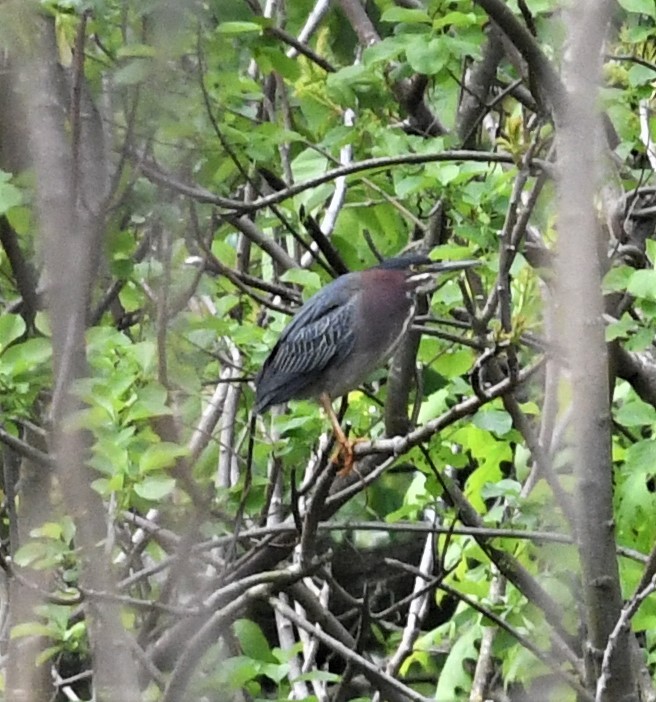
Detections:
[254, 274, 359, 413]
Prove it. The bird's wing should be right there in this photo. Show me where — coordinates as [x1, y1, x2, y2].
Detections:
[272, 301, 355, 375]
[255, 292, 356, 411]
[276, 276, 353, 343]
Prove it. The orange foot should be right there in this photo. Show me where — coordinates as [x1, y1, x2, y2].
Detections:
[331, 437, 367, 477]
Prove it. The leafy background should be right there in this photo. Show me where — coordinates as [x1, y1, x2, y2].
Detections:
[0, 0, 655, 701]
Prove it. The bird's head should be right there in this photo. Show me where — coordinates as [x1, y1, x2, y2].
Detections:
[374, 253, 479, 295]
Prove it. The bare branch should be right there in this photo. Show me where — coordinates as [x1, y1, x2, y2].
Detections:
[271, 594, 433, 702]
[555, 1, 638, 698]
[595, 573, 656, 702]
[137, 148, 534, 213]
[19, 13, 140, 701]
[473, 0, 564, 116]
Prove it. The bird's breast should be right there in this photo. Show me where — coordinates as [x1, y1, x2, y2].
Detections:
[358, 271, 415, 347]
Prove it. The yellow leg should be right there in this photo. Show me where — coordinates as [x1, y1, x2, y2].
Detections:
[319, 393, 356, 476]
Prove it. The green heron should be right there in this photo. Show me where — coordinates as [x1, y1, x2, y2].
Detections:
[255, 254, 477, 471]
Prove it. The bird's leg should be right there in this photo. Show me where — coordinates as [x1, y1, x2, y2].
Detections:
[319, 393, 349, 444]
[319, 393, 357, 475]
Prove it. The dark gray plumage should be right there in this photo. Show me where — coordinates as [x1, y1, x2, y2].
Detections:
[254, 254, 438, 414]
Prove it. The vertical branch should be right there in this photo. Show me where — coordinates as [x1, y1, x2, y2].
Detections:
[69, 9, 89, 206]
[4, 443, 56, 702]
[456, 23, 505, 148]
[554, 2, 637, 700]
[385, 213, 445, 437]
[216, 340, 244, 488]
[156, 225, 171, 389]
[17, 14, 140, 701]
[379, 529, 435, 685]
[469, 569, 505, 701]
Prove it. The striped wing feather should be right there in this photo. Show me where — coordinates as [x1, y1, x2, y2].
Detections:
[255, 281, 357, 412]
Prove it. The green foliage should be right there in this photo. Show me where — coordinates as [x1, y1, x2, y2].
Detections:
[200, 621, 296, 698]
[11, 602, 87, 668]
[0, 171, 23, 215]
[14, 517, 76, 572]
[1, 0, 655, 699]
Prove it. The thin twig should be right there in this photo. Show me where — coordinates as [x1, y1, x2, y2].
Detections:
[271, 595, 433, 702]
[135, 149, 547, 214]
[438, 581, 591, 701]
[595, 573, 656, 702]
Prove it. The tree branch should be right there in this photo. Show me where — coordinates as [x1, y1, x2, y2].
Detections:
[555, 2, 638, 698]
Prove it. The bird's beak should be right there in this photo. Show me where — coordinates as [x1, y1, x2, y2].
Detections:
[407, 259, 479, 293]
[423, 259, 480, 273]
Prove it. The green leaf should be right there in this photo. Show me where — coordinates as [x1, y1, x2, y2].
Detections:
[618, 472, 656, 520]
[466, 458, 504, 510]
[131, 341, 157, 373]
[432, 349, 473, 379]
[472, 409, 512, 435]
[605, 314, 634, 341]
[124, 383, 172, 423]
[133, 475, 176, 501]
[433, 162, 461, 185]
[326, 64, 382, 107]
[89, 439, 129, 477]
[139, 442, 187, 473]
[234, 619, 277, 663]
[61, 515, 76, 544]
[290, 148, 329, 183]
[627, 269, 656, 300]
[214, 656, 260, 689]
[481, 479, 521, 500]
[260, 661, 291, 683]
[216, 21, 262, 35]
[31, 521, 63, 540]
[385, 501, 423, 522]
[362, 36, 405, 66]
[627, 63, 656, 87]
[617, 0, 656, 16]
[110, 258, 133, 278]
[623, 23, 656, 42]
[0, 314, 25, 352]
[280, 268, 322, 295]
[212, 239, 237, 267]
[633, 607, 656, 633]
[36, 645, 63, 667]
[214, 294, 241, 318]
[64, 621, 86, 642]
[7, 205, 31, 235]
[272, 642, 303, 663]
[294, 670, 340, 683]
[435, 625, 478, 699]
[626, 326, 655, 352]
[11, 621, 56, 639]
[406, 36, 448, 75]
[624, 439, 656, 475]
[255, 47, 300, 80]
[380, 7, 431, 23]
[417, 388, 449, 423]
[14, 541, 48, 568]
[647, 240, 656, 265]
[114, 59, 152, 86]
[433, 11, 479, 30]
[0, 171, 23, 215]
[616, 398, 656, 427]
[429, 244, 477, 262]
[503, 645, 548, 687]
[394, 173, 431, 197]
